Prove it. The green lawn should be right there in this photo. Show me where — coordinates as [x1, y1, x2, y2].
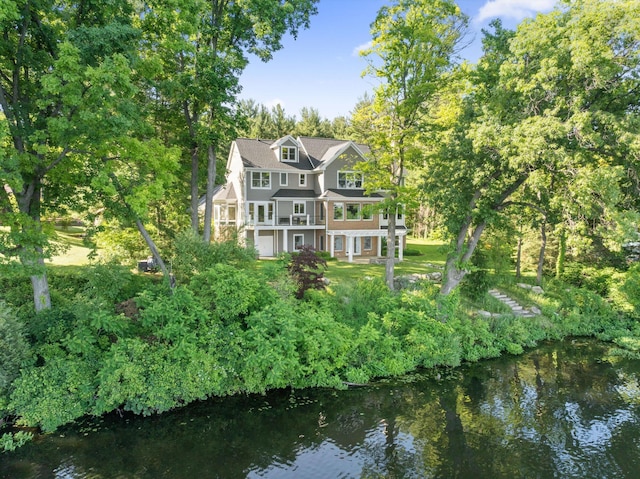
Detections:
[323, 237, 447, 286]
[45, 231, 447, 281]
[47, 230, 94, 266]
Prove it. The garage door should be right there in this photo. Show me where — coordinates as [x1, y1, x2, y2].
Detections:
[257, 233, 274, 257]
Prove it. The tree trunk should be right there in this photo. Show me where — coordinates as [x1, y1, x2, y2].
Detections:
[107, 172, 174, 288]
[441, 257, 467, 296]
[190, 145, 200, 233]
[30, 257, 51, 312]
[135, 218, 173, 287]
[555, 226, 565, 279]
[537, 220, 547, 285]
[20, 181, 52, 311]
[440, 221, 486, 296]
[515, 236, 522, 279]
[203, 144, 216, 243]
[385, 207, 396, 290]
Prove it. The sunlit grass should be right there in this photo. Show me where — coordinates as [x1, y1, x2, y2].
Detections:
[47, 230, 94, 266]
[324, 237, 447, 286]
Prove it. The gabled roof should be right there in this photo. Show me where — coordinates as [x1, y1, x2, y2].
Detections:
[212, 183, 237, 201]
[232, 136, 370, 172]
[234, 138, 314, 171]
[197, 184, 236, 210]
[270, 135, 299, 149]
[297, 137, 370, 170]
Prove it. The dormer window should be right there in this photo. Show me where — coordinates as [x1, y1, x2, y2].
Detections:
[281, 146, 297, 162]
[338, 171, 363, 189]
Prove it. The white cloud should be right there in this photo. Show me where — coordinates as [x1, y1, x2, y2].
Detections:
[352, 41, 372, 57]
[476, 0, 556, 23]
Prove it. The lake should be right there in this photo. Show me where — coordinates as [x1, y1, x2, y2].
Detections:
[2, 339, 639, 478]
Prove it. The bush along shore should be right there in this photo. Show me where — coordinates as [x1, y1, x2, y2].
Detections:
[2, 242, 640, 452]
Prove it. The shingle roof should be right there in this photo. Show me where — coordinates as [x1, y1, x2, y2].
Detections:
[320, 189, 383, 200]
[271, 189, 318, 199]
[234, 136, 370, 171]
[198, 184, 230, 208]
[235, 138, 315, 171]
[298, 137, 370, 168]
[212, 183, 237, 201]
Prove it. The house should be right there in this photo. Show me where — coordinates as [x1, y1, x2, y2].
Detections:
[209, 135, 406, 262]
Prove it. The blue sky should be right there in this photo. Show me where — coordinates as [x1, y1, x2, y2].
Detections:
[238, 0, 556, 120]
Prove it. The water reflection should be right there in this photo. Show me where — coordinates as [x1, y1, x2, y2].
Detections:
[2, 339, 639, 479]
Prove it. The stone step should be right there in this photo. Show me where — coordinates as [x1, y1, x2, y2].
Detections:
[482, 289, 542, 318]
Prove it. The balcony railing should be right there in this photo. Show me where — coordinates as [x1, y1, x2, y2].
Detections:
[245, 215, 326, 227]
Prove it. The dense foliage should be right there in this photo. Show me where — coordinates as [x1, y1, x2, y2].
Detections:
[1, 0, 640, 456]
[2, 239, 640, 451]
[287, 245, 328, 299]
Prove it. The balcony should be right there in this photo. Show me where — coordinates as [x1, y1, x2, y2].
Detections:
[246, 215, 326, 227]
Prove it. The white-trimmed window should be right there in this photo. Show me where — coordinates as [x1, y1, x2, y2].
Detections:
[333, 202, 344, 220]
[299, 174, 307, 187]
[293, 201, 305, 215]
[334, 236, 344, 251]
[397, 205, 404, 220]
[281, 146, 297, 162]
[251, 171, 270, 189]
[346, 203, 361, 220]
[214, 204, 237, 224]
[280, 172, 288, 186]
[294, 234, 304, 249]
[363, 204, 373, 220]
[338, 171, 363, 189]
[248, 202, 274, 224]
[364, 236, 372, 250]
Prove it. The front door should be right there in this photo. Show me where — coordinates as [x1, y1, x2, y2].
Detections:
[354, 237, 361, 255]
[347, 237, 361, 256]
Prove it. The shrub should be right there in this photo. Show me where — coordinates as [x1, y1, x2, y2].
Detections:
[345, 313, 413, 382]
[0, 267, 35, 320]
[10, 357, 97, 432]
[615, 263, 640, 317]
[240, 301, 351, 391]
[25, 307, 79, 347]
[331, 278, 398, 326]
[136, 286, 210, 341]
[460, 269, 492, 301]
[80, 263, 152, 304]
[0, 302, 32, 418]
[316, 250, 337, 262]
[288, 245, 328, 299]
[187, 264, 275, 323]
[1, 431, 33, 452]
[560, 263, 616, 297]
[171, 230, 256, 282]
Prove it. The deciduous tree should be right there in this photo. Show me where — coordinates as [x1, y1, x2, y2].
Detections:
[358, 0, 468, 289]
[0, 0, 175, 309]
[138, 0, 318, 242]
[423, 0, 640, 296]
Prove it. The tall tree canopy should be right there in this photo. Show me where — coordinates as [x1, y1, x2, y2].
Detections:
[422, 0, 640, 295]
[0, 0, 318, 311]
[357, 0, 468, 289]
[138, 0, 319, 242]
[0, 0, 179, 310]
